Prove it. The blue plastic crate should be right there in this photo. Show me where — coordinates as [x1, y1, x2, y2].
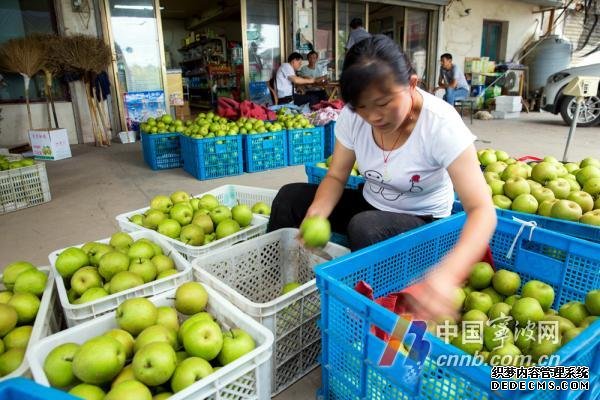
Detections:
[287, 126, 325, 165]
[140, 132, 182, 170]
[453, 202, 600, 244]
[324, 121, 336, 158]
[305, 162, 365, 189]
[242, 130, 288, 173]
[180, 134, 243, 180]
[316, 213, 600, 400]
[0, 378, 76, 399]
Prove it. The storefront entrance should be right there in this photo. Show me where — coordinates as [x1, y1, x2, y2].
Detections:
[368, 2, 437, 89]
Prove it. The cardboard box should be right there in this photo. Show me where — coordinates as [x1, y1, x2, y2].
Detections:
[28, 128, 72, 161]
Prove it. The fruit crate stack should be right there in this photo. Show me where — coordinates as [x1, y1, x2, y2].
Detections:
[0, 265, 62, 381]
[180, 135, 243, 180]
[242, 130, 288, 173]
[287, 126, 325, 166]
[140, 132, 183, 170]
[305, 161, 365, 189]
[0, 159, 51, 214]
[192, 228, 350, 395]
[323, 121, 336, 158]
[27, 284, 274, 399]
[315, 213, 600, 400]
[48, 231, 192, 327]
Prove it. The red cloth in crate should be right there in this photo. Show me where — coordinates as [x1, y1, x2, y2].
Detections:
[354, 245, 496, 342]
[217, 98, 276, 121]
[311, 99, 345, 111]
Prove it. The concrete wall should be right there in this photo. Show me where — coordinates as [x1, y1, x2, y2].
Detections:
[439, 0, 541, 71]
[0, 102, 78, 147]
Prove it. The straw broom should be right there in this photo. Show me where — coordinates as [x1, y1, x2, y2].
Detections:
[0, 37, 46, 131]
[55, 35, 112, 146]
[33, 33, 63, 129]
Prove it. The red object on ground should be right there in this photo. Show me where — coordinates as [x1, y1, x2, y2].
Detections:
[217, 98, 276, 121]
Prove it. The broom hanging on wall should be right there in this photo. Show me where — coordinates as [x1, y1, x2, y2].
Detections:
[0, 37, 46, 131]
[55, 34, 112, 147]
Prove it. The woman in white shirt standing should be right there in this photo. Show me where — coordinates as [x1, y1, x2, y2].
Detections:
[267, 35, 496, 320]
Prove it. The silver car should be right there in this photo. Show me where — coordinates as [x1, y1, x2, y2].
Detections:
[541, 63, 600, 127]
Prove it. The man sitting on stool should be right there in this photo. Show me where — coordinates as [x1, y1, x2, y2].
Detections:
[276, 52, 324, 106]
[435, 53, 470, 105]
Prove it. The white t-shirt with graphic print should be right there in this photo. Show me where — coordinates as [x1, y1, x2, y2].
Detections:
[334, 89, 476, 218]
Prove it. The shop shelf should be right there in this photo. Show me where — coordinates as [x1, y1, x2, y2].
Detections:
[180, 134, 243, 180]
[192, 228, 350, 395]
[140, 132, 182, 170]
[316, 213, 600, 399]
[28, 286, 274, 400]
[243, 130, 288, 173]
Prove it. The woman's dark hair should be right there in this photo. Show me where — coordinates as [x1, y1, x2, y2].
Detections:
[340, 34, 413, 107]
[307, 50, 318, 58]
[287, 52, 303, 62]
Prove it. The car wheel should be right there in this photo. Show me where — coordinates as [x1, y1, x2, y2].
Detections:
[559, 94, 600, 127]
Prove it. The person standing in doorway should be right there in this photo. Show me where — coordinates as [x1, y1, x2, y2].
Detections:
[345, 18, 371, 51]
[435, 53, 470, 105]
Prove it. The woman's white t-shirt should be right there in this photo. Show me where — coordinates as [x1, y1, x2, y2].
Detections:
[335, 89, 476, 218]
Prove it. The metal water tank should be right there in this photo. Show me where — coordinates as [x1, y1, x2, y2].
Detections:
[524, 35, 572, 94]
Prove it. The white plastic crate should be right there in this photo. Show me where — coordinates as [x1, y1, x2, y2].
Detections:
[115, 185, 278, 260]
[48, 230, 192, 327]
[27, 286, 274, 400]
[0, 267, 62, 382]
[0, 162, 51, 214]
[191, 228, 350, 395]
[495, 96, 522, 112]
[492, 110, 521, 119]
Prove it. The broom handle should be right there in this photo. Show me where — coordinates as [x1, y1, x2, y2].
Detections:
[46, 72, 59, 128]
[95, 86, 112, 146]
[49, 89, 59, 129]
[45, 83, 52, 130]
[83, 81, 103, 146]
[92, 85, 111, 146]
[21, 74, 33, 130]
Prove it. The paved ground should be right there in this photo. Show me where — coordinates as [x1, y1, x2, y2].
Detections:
[1, 111, 598, 398]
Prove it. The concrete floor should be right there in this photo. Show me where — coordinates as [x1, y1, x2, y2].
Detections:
[1, 111, 599, 398]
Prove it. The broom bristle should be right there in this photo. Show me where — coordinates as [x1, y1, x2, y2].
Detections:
[30, 33, 63, 74]
[54, 35, 112, 75]
[0, 37, 46, 77]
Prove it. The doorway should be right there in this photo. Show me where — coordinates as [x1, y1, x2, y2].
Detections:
[368, 4, 432, 88]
